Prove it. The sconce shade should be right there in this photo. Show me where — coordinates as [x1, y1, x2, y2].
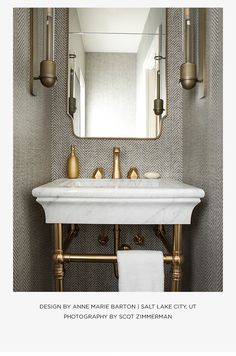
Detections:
[153, 98, 164, 116]
[39, 59, 57, 87]
[69, 97, 77, 116]
[180, 62, 197, 90]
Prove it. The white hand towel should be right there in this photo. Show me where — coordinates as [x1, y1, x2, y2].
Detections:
[117, 250, 164, 292]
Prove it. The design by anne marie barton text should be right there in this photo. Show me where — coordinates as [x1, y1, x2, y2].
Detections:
[39, 303, 197, 320]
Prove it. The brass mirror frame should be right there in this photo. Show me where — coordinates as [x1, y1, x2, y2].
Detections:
[66, 8, 168, 140]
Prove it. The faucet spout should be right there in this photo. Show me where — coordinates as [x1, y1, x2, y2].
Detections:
[112, 146, 121, 179]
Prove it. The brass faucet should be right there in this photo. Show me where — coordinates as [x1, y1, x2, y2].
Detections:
[112, 146, 121, 179]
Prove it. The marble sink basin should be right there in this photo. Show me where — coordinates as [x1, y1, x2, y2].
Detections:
[32, 178, 204, 225]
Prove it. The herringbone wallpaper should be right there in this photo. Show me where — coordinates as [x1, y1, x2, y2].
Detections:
[13, 8, 53, 291]
[182, 8, 223, 291]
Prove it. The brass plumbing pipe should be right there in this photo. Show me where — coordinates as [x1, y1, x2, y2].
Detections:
[63, 224, 79, 252]
[154, 225, 172, 255]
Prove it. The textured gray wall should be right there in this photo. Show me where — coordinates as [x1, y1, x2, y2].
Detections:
[13, 8, 53, 291]
[182, 8, 223, 291]
[51, 8, 183, 291]
[85, 53, 136, 137]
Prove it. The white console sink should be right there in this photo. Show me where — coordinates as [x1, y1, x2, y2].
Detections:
[32, 178, 204, 225]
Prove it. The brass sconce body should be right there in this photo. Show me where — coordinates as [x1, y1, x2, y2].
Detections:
[31, 8, 57, 95]
[180, 8, 205, 94]
[180, 8, 197, 89]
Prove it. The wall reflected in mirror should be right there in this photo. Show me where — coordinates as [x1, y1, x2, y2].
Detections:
[67, 8, 167, 138]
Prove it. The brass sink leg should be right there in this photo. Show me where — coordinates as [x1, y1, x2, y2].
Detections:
[171, 224, 184, 292]
[54, 223, 64, 291]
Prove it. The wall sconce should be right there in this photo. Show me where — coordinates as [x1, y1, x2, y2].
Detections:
[179, 8, 206, 95]
[30, 8, 57, 96]
[68, 53, 77, 117]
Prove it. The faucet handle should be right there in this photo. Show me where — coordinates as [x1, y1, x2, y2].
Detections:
[92, 167, 105, 179]
[127, 167, 139, 179]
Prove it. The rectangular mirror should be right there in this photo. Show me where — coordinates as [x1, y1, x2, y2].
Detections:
[67, 8, 167, 138]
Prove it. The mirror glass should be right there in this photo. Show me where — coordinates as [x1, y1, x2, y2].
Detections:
[67, 8, 167, 138]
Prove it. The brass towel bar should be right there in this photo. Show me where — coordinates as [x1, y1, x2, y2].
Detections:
[54, 253, 174, 264]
